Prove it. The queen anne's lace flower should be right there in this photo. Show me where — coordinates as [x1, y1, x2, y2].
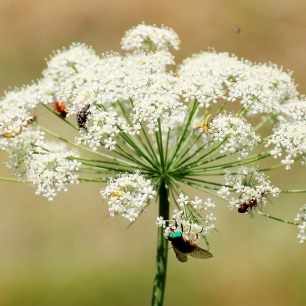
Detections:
[219, 166, 280, 214]
[295, 204, 306, 243]
[266, 121, 306, 169]
[0, 23, 304, 248]
[121, 24, 180, 51]
[4, 126, 81, 200]
[177, 51, 297, 112]
[208, 113, 261, 160]
[281, 98, 306, 121]
[100, 171, 156, 221]
[157, 195, 216, 241]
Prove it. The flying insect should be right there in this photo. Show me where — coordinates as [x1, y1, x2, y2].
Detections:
[167, 229, 213, 263]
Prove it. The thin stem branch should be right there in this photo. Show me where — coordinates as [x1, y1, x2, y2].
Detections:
[37, 124, 136, 167]
[0, 176, 31, 183]
[257, 211, 300, 225]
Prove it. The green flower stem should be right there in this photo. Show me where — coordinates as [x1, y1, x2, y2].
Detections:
[78, 177, 108, 183]
[168, 101, 200, 167]
[253, 114, 273, 132]
[280, 189, 306, 194]
[189, 151, 271, 173]
[167, 99, 199, 167]
[127, 99, 160, 165]
[155, 120, 165, 169]
[115, 130, 159, 169]
[118, 99, 160, 165]
[142, 127, 160, 164]
[79, 162, 129, 174]
[37, 124, 136, 167]
[176, 131, 204, 162]
[76, 156, 135, 167]
[179, 177, 224, 191]
[179, 176, 225, 188]
[110, 142, 157, 172]
[215, 100, 228, 116]
[40, 103, 78, 130]
[151, 179, 169, 306]
[180, 179, 229, 202]
[0, 176, 31, 183]
[260, 157, 302, 172]
[257, 211, 300, 225]
[164, 129, 171, 164]
[177, 137, 228, 171]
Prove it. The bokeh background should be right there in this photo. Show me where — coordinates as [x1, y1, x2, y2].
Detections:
[0, 0, 306, 305]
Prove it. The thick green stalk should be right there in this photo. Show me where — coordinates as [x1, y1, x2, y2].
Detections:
[151, 180, 169, 306]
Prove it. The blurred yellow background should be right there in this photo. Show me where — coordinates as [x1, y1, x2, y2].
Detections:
[0, 0, 306, 305]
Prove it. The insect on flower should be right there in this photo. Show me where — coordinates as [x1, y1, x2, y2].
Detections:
[77, 104, 90, 130]
[27, 114, 38, 124]
[238, 196, 262, 213]
[192, 114, 212, 134]
[54, 101, 68, 118]
[111, 190, 124, 197]
[167, 222, 213, 263]
[1, 126, 22, 138]
[238, 202, 249, 213]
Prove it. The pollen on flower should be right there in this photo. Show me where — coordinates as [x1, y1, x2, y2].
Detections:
[101, 171, 156, 222]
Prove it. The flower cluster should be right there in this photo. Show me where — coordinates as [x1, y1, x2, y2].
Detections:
[209, 113, 261, 160]
[157, 194, 216, 242]
[100, 171, 156, 221]
[266, 121, 306, 169]
[218, 166, 280, 215]
[0, 23, 304, 250]
[121, 23, 180, 51]
[294, 204, 306, 243]
[5, 127, 81, 200]
[177, 51, 297, 112]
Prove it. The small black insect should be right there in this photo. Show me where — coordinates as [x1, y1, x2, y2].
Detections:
[77, 104, 90, 130]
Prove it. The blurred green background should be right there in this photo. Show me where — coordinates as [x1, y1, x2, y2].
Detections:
[0, 0, 306, 305]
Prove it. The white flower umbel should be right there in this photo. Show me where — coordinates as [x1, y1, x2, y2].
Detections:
[5, 126, 81, 200]
[2, 23, 306, 306]
[157, 194, 216, 242]
[121, 24, 180, 51]
[266, 121, 306, 169]
[178, 51, 297, 112]
[101, 171, 156, 221]
[209, 113, 261, 160]
[295, 204, 306, 243]
[219, 166, 280, 215]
